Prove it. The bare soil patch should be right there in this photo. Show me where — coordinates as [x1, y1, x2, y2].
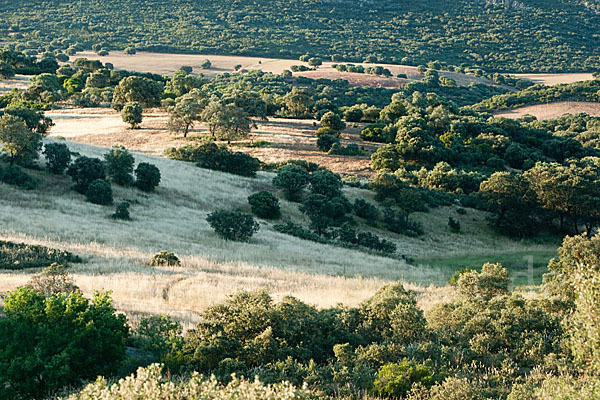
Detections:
[514, 73, 595, 86]
[493, 101, 600, 120]
[47, 108, 379, 178]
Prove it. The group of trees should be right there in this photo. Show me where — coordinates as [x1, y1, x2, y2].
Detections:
[1, 0, 599, 72]
[7, 231, 599, 399]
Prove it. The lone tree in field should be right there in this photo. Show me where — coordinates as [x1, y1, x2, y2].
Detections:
[121, 102, 143, 129]
[0, 114, 41, 165]
[201, 59, 212, 69]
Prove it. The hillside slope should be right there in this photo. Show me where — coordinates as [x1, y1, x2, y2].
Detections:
[0, 139, 557, 324]
[0, 0, 598, 72]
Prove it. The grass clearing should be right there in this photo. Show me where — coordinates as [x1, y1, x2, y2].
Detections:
[492, 101, 600, 120]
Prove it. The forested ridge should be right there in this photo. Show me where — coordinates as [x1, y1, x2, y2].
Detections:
[0, 0, 599, 72]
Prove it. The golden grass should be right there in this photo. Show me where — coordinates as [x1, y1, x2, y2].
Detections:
[0, 139, 554, 325]
[492, 101, 600, 120]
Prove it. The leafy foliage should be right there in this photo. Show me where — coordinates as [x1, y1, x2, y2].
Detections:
[85, 178, 113, 205]
[135, 162, 161, 192]
[207, 210, 260, 241]
[0, 240, 81, 270]
[43, 142, 71, 174]
[248, 191, 281, 219]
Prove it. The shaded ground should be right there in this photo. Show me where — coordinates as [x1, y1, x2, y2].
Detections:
[493, 101, 600, 120]
[0, 74, 30, 94]
[47, 108, 379, 178]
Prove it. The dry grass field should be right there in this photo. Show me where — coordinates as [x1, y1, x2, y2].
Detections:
[0, 74, 30, 93]
[47, 108, 379, 178]
[513, 73, 595, 86]
[75, 51, 499, 88]
[493, 101, 600, 120]
[0, 136, 556, 325]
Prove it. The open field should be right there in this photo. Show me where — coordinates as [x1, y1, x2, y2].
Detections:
[0, 138, 557, 325]
[75, 51, 500, 88]
[47, 108, 379, 178]
[493, 101, 600, 120]
[513, 73, 595, 86]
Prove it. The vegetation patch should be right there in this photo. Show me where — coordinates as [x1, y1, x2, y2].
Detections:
[0, 240, 82, 270]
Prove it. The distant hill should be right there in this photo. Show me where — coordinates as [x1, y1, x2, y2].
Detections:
[0, 0, 598, 72]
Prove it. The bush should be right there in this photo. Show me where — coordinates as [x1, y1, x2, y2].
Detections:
[112, 201, 131, 220]
[273, 164, 311, 201]
[448, 216, 461, 232]
[320, 111, 346, 132]
[354, 199, 380, 221]
[248, 191, 281, 219]
[373, 360, 436, 398]
[0, 165, 37, 189]
[356, 232, 396, 254]
[85, 179, 113, 205]
[166, 142, 260, 177]
[0, 288, 128, 399]
[207, 210, 260, 241]
[0, 240, 82, 270]
[43, 142, 71, 174]
[383, 208, 424, 237]
[316, 134, 339, 152]
[328, 143, 363, 156]
[360, 123, 389, 143]
[135, 162, 161, 192]
[104, 147, 135, 185]
[314, 126, 339, 137]
[122, 101, 143, 129]
[26, 263, 79, 295]
[150, 251, 181, 267]
[67, 156, 106, 193]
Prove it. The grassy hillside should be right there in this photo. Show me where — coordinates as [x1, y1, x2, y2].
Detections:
[0, 0, 598, 72]
[0, 138, 558, 326]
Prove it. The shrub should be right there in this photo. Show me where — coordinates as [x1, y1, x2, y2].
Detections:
[328, 143, 363, 156]
[273, 164, 311, 201]
[104, 147, 135, 185]
[354, 199, 380, 221]
[201, 59, 211, 69]
[112, 201, 131, 220]
[85, 179, 113, 205]
[0, 165, 37, 189]
[383, 208, 424, 237]
[356, 232, 396, 254]
[344, 106, 364, 122]
[150, 251, 181, 267]
[310, 169, 343, 199]
[248, 191, 281, 219]
[166, 142, 260, 177]
[373, 360, 435, 398]
[360, 123, 389, 143]
[448, 216, 461, 232]
[26, 263, 78, 295]
[0, 288, 128, 399]
[43, 142, 71, 174]
[315, 126, 339, 137]
[135, 162, 161, 192]
[67, 156, 106, 193]
[207, 210, 260, 241]
[316, 134, 339, 152]
[122, 101, 143, 129]
[0, 240, 82, 270]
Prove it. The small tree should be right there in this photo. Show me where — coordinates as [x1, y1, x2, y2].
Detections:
[320, 111, 346, 133]
[86, 179, 113, 205]
[207, 210, 259, 241]
[27, 263, 78, 295]
[272, 164, 311, 201]
[248, 191, 281, 219]
[67, 156, 106, 193]
[104, 148, 135, 185]
[150, 251, 181, 267]
[0, 61, 15, 79]
[201, 59, 212, 69]
[317, 134, 339, 152]
[121, 102, 143, 129]
[135, 162, 161, 192]
[124, 47, 137, 55]
[307, 57, 322, 67]
[112, 201, 131, 220]
[0, 114, 41, 165]
[43, 142, 71, 174]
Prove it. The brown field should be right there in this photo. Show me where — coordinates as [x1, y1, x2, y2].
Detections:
[493, 101, 600, 120]
[47, 108, 379, 178]
[74, 51, 499, 88]
[514, 73, 595, 86]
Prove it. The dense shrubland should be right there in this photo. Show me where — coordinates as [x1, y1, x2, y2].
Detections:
[2, 233, 598, 399]
[0, 0, 599, 72]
